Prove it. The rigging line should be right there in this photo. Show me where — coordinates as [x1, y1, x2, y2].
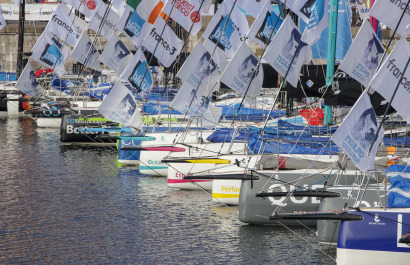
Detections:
[368, 56, 410, 154]
[277, 221, 336, 262]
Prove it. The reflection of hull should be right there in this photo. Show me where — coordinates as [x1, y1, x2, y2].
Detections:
[337, 208, 410, 264]
[317, 186, 387, 245]
[238, 169, 364, 225]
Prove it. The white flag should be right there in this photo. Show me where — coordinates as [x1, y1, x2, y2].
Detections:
[332, 93, 384, 172]
[70, 31, 101, 71]
[60, 0, 101, 19]
[15, 62, 43, 97]
[162, 0, 212, 36]
[31, 34, 71, 76]
[369, 37, 410, 123]
[288, 0, 317, 24]
[99, 32, 133, 76]
[121, 48, 153, 97]
[370, 0, 410, 37]
[202, 0, 249, 59]
[234, 0, 269, 18]
[116, 4, 152, 47]
[357, 4, 370, 21]
[45, 3, 83, 47]
[0, 5, 6, 31]
[170, 81, 222, 128]
[177, 42, 221, 95]
[263, 16, 312, 87]
[98, 82, 144, 128]
[339, 21, 385, 87]
[141, 17, 184, 67]
[301, 0, 329, 45]
[220, 42, 263, 106]
[246, 2, 283, 48]
[88, 2, 119, 39]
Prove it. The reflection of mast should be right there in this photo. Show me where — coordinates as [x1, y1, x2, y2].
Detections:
[16, 0, 25, 78]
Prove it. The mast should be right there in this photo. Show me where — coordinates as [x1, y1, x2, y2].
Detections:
[324, 0, 339, 125]
[16, 0, 25, 78]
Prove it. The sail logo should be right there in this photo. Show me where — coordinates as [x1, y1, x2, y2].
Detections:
[209, 16, 234, 51]
[51, 14, 79, 39]
[128, 61, 151, 94]
[149, 27, 178, 55]
[124, 10, 145, 38]
[40, 43, 63, 67]
[256, 11, 281, 46]
[172, 0, 200, 23]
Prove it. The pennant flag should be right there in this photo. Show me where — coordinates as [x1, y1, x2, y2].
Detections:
[162, 0, 211, 36]
[70, 31, 101, 71]
[369, 37, 410, 123]
[246, 2, 283, 48]
[263, 16, 312, 87]
[235, 0, 269, 18]
[332, 93, 384, 172]
[177, 42, 221, 95]
[45, 3, 83, 47]
[170, 81, 222, 128]
[141, 17, 184, 67]
[121, 48, 153, 97]
[31, 33, 71, 76]
[220, 42, 263, 106]
[99, 33, 133, 76]
[0, 5, 6, 31]
[130, 0, 164, 24]
[115, 4, 152, 47]
[288, 0, 317, 24]
[202, 0, 249, 59]
[98, 82, 144, 128]
[339, 21, 385, 87]
[370, 0, 410, 36]
[301, 0, 329, 45]
[15, 62, 43, 97]
[60, 0, 102, 19]
[88, 2, 119, 39]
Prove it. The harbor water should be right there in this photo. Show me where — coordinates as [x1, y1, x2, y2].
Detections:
[0, 118, 336, 264]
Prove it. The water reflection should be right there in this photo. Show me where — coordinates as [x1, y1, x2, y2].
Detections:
[0, 119, 336, 264]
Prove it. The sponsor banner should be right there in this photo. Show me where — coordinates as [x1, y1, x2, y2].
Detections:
[88, 2, 119, 39]
[120, 48, 153, 97]
[70, 31, 101, 71]
[99, 32, 133, 76]
[61, 0, 101, 19]
[370, 0, 410, 36]
[339, 21, 385, 87]
[115, 4, 151, 47]
[15, 62, 43, 97]
[177, 41, 221, 95]
[162, 0, 212, 35]
[369, 37, 410, 123]
[0, 4, 56, 21]
[332, 93, 384, 172]
[202, 0, 249, 59]
[98, 82, 144, 128]
[141, 17, 184, 67]
[220, 42, 263, 106]
[246, 2, 283, 48]
[45, 3, 83, 47]
[31, 33, 71, 76]
[263, 16, 312, 87]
